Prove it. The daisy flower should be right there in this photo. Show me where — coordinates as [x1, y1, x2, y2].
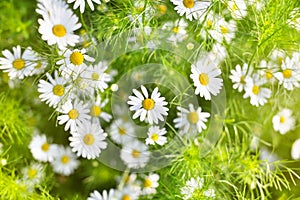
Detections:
[57, 48, 95, 78]
[162, 19, 188, 45]
[127, 85, 169, 124]
[227, 0, 247, 20]
[113, 186, 140, 200]
[229, 63, 252, 92]
[269, 49, 286, 67]
[57, 100, 91, 132]
[180, 177, 215, 199]
[200, 11, 217, 40]
[173, 104, 210, 134]
[88, 96, 112, 125]
[120, 140, 150, 169]
[291, 138, 300, 160]
[288, 8, 300, 31]
[28, 56, 48, 76]
[207, 43, 227, 65]
[69, 122, 108, 159]
[257, 60, 276, 82]
[36, 0, 68, 18]
[88, 189, 115, 200]
[51, 146, 80, 176]
[0, 45, 37, 79]
[109, 119, 136, 145]
[243, 75, 271, 107]
[38, 70, 71, 108]
[190, 57, 223, 100]
[170, 0, 211, 21]
[22, 163, 45, 186]
[29, 134, 57, 162]
[141, 173, 160, 195]
[272, 108, 295, 135]
[209, 17, 237, 43]
[68, 0, 101, 13]
[145, 126, 168, 146]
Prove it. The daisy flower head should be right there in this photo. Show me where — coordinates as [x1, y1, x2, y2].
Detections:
[29, 134, 57, 162]
[36, 0, 69, 18]
[288, 8, 300, 31]
[190, 57, 223, 100]
[69, 122, 108, 159]
[68, 0, 101, 13]
[38, 70, 71, 108]
[229, 63, 252, 92]
[57, 100, 91, 132]
[207, 43, 227, 65]
[257, 60, 276, 82]
[272, 108, 295, 135]
[113, 186, 140, 200]
[173, 104, 210, 135]
[22, 163, 45, 186]
[109, 119, 136, 145]
[141, 173, 160, 195]
[88, 96, 112, 125]
[127, 85, 169, 124]
[226, 0, 247, 20]
[145, 126, 168, 146]
[120, 140, 150, 169]
[180, 177, 215, 199]
[269, 49, 286, 67]
[0, 45, 37, 79]
[291, 138, 300, 160]
[51, 145, 79, 176]
[162, 19, 188, 45]
[170, 0, 211, 21]
[88, 189, 115, 200]
[209, 16, 237, 43]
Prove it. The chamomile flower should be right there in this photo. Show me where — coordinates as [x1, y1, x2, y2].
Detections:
[162, 19, 188, 45]
[109, 119, 136, 145]
[269, 49, 286, 67]
[29, 56, 48, 76]
[227, 0, 247, 20]
[145, 126, 167, 146]
[200, 11, 217, 39]
[229, 63, 251, 92]
[29, 134, 57, 162]
[257, 60, 276, 82]
[141, 173, 160, 195]
[57, 48, 95, 78]
[38, 70, 71, 108]
[291, 138, 300, 160]
[69, 122, 108, 159]
[22, 163, 45, 186]
[51, 146, 79, 176]
[180, 177, 215, 199]
[170, 0, 211, 21]
[288, 8, 300, 31]
[173, 104, 210, 134]
[88, 189, 115, 200]
[0, 45, 37, 79]
[57, 100, 91, 132]
[190, 57, 223, 100]
[88, 96, 112, 125]
[68, 0, 101, 13]
[207, 43, 227, 65]
[120, 140, 150, 169]
[113, 186, 140, 200]
[272, 109, 295, 135]
[127, 85, 169, 124]
[209, 17, 237, 43]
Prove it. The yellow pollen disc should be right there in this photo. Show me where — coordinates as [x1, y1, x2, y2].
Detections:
[199, 73, 209, 86]
[70, 51, 84, 66]
[158, 5, 167, 14]
[187, 111, 199, 124]
[28, 169, 37, 179]
[121, 194, 131, 200]
[266, 70, 273, 79]
[61, 155, 70, 164]
[231, 3, 238, 11]
[220, 26, 229, 34]
[41, 142, 50, 152]
[132, 150, 140, 158]
[183, 0, 195, 8]
[144, 178, 153, 188]
[252, 85, 260, 95]
[206, 20, 213, 28]
[142, 98, 155, 110]
[91, 72, 100, 80]
[280, 116, 285, 123]
[52, 24, 67, 37]
[68, 109, 79, 120]
[118, 127, 126, 135]
[13, 59, 25, 70]
[90, 105, 102, 117]
[151, 133, 159, 141]
[83, 134, 95, 145]
[283, 69, 292, 79]
[53, 84, 65, 96]
[240, 75, 246, 84]
[277, 57, 283, 65]
[172, 27, 180, 34]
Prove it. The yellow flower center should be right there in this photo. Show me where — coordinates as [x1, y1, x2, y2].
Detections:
[240, 75, 246, 84]
[118, 127, 126, 135]
[206, 20, 213, 28]
[132, 150, 140, 158]
[90, 105, 102, 117]
[28, 168, 37, 179]
[53, 84, 65, 96]
[252, 85, 260, 95]
[266, 70, 273, 79]
[199, 73, 209, 86]
[121, 195, 131, 200]
[142, 98, 155, 110]
[151, 133, 159, 141]
[187, 111, 199, 124]
[231, 3, 238, 11]
[280, 116, 285, 123]
[158, 5, 167, 14]
[52, 24, 67, 37]
[70, 51, 84, 66]
[91, 72, 100, 81]
[68, 109, 79, 120]
[172, 27, 180, 34]
[83, 133, 95, 145]
[277, 57, 283, 65]
[61, 155, 70, 164]
[283, 69, 292, 79]
[183, 0, 195, 8]
[220, 26, 229, 34]
[12, 59, 25, 70]
[144, 178, 153, 188]
[41, 142, 50, 152]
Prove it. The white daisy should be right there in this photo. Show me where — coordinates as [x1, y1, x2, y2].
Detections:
[69, 122, 108, 159]
[269, 49, 286, 67]
[88, 96, 112, 125]
[173, 104, 210, 134]
[145, 126, 167, 146]
[88, 189, 115, 200]
[162, 19, 188, 45]
[200, 11, 217, 40]
[68, 0, 101, 13]
[36, 0, 68, 18]
[170, 0, 211, 21]
[227, 0, 247, 20]
[57, 48, 95, 79]
[243, 75, 271, 107]
[120, 140, 150, 169]
[207, 43, 227, 65]
[180, 177, 215, 199]
[272, 108, 295, 135]
[209, 17, 237, 43]
[113, 186, 140, 200]
[109, 119, 136, 145]
[127, 85, 169, 124]
[0, 45, 37, 79]
[28, 55, 48, 76]
[291, 138, 300, 160]
[51, 145, 80, 176]
[38, 70, 71, 108]
[288, 8, 300, 31]
[141, 173, 160, 195]
[57, 100, 91, 132]
[29, 134, 57, 162]
[257, 60, 276, 82]
[190, 57, 223, 100]
[22, 163, 45, 186]
[229, 63, 252, 92]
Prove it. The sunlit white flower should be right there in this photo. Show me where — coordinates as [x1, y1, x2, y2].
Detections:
[269, 49, 286, 67]
[180, 177, 215, 199]
[29, 56, 48, 76]
[141, 173, 160, 195]
[88, 96, 112, 125]
[127, 85, 169, 124]
[120, 140, 150, 169]
[229, 63, 252, 92]
[227, 0, 247, 20]
[69, 122, 108, 159]
[113, 186, 140, 200]
[22, 163, 45, 186]
[207, 43, 227, 65]
[257, 60, 276, 82]
[247, 0, 265, 11]
[288, 8, 300, 31]
[209, 17, 237, 43]
[68, 0, 101, 13]
[51, 146, 79, 176]
[109, 119, 136, 145]
[36, 0, 68, 18]
[190, 57, 223, 100]
[272, 108, 295, 135]
[291, 138, 300, 160]
[162, 19, 188, 45]
[88, 189, 115, 200]
[29, 134, 57, 162]
[200, 11, 217, 40]
[145, 126, 167, 146]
